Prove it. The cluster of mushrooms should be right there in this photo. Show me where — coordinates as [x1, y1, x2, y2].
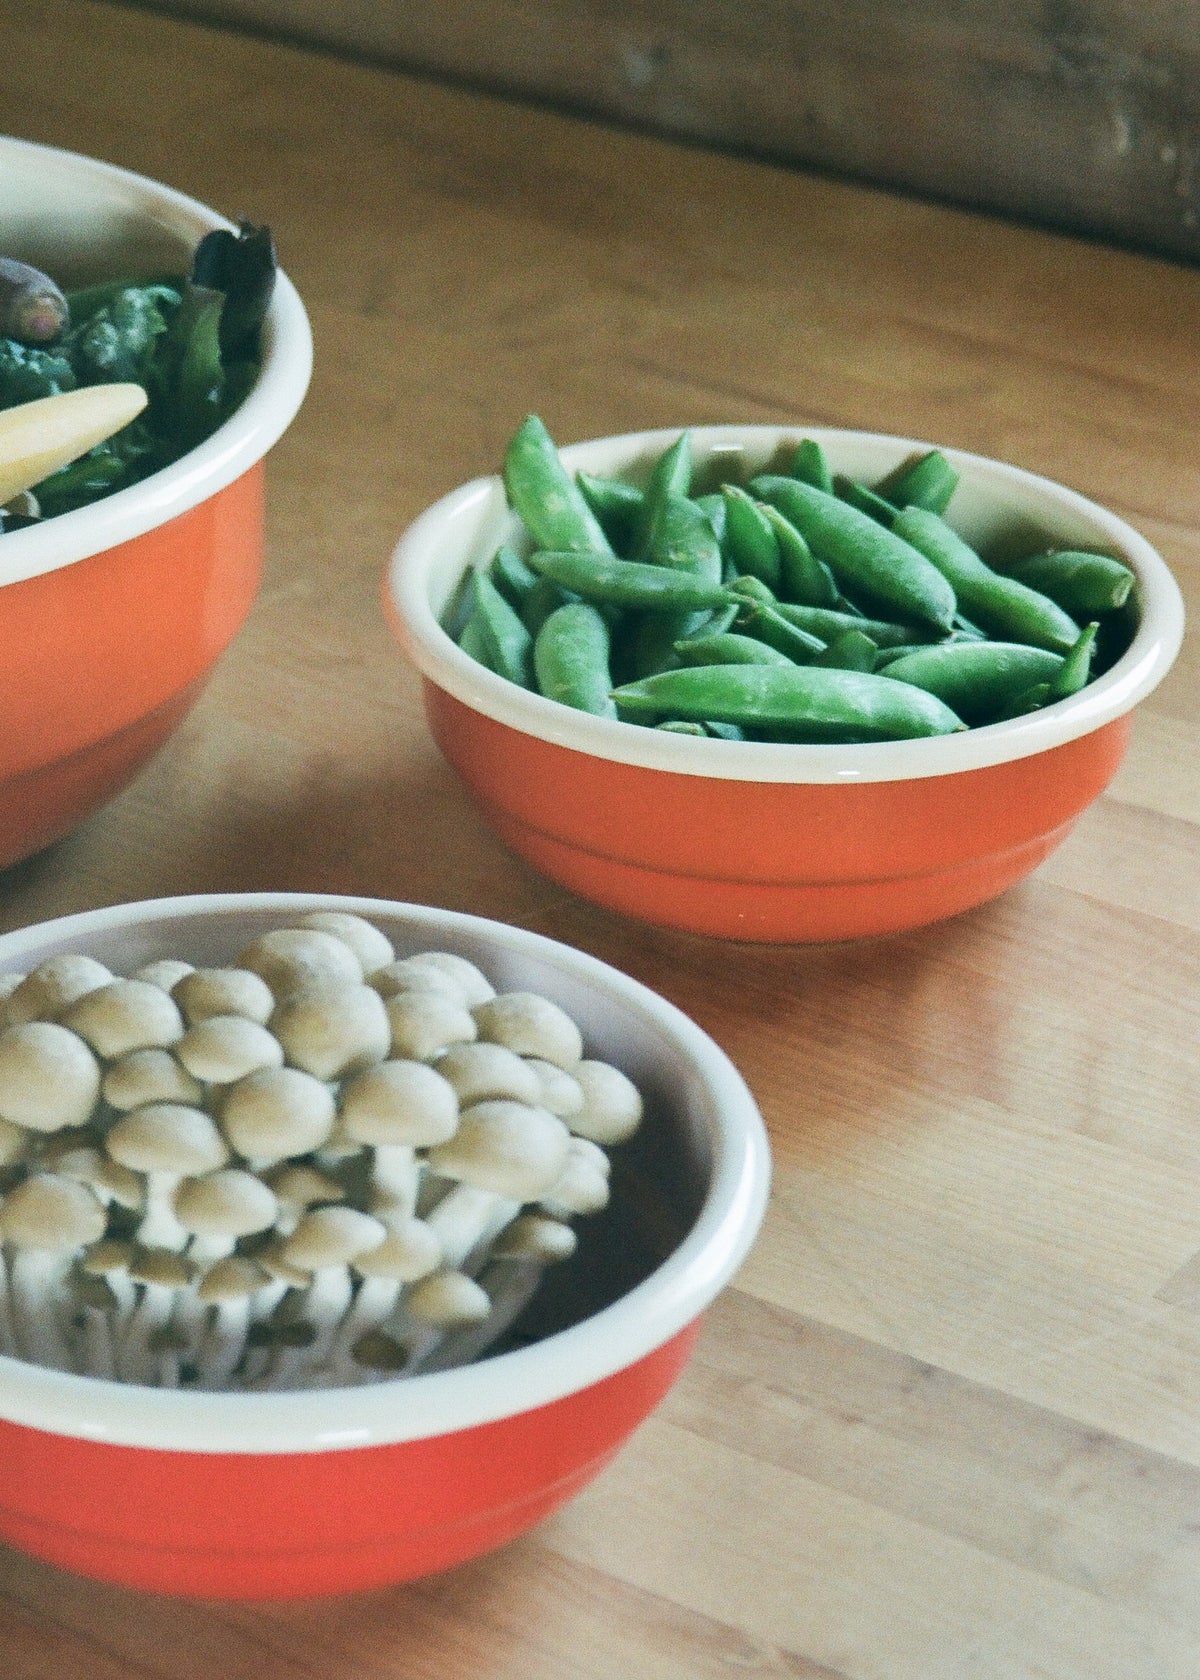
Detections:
[0, 912, 644, 1390]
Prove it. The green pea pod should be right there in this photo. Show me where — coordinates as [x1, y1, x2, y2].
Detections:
[472, 569, 534, 687]
[632, 491, 727, 674]
[734, 598, 827, 661]
[770, 600, 932, 649]
[529, 549, 733, 611]
[892, 507, 1080, 654]
[790, 438, 835, 494]
[882, 641, 1064, 727]
[612, 665, 966, 740]
[834, 475, 897, 526]
[694, 492, 727, 545]
[520, 574, 574, 638]
[489, 543, 538, 609]
[751, 475, 957, 631]
[758, 503, 839, 608]
[1000, 549, 1134, 617]
[721, 484, 781, 588]
[815, 629, 878, 672]
[577, 471, 644, 549]
[1049, 621, 1099, 699]
[533, 601, 617, 716]
[729, 572, 775, 605]
[458, 610, 497, 672]
[877, 449, 959, 514]
[503, 415, 614, 556]
[995, 682, 1053, 721]
[675, 631, 796, 667]
[631, 431, 692, 557]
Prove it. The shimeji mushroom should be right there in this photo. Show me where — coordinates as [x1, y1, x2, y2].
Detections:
[0, 1115, 29, 1169]
[521, 1057, 584, 1119]
[69, 1271, 120, 1380]
[218, 1066, 337, 1170]
[338, 1059, 459, 1217]
[102, 1047, 204, 1113]
[194, 1255, 271, 1388]
[434, 1042, 542, 1108]
[384, 990, 477, 1062]
[80, 1237, 137, 1355]
[172, 966, 275, 1026]
[0, 1173, 106, 1369]
[175, 1015, 285, 1084]
[0, 1021, 102, 1136]
[51, 1144, 143, 1214]
[269, 983, 391, 1081]
[289, 912, 395, 977]
[390, 1269, 493, 1374]
[370, 952, 495, 1009]
[236, 928, 363, 998]
[120, 1247, 195, 1386]
[423, 1099, 571, 1272]
[172, 1169, 279, 1359]
[62, 979, 185, 1060]
[566, 1060, 644, 1145]
[262, 1161, 345, 1235]
[420, 1217, 578, 1375]
[106, 1103, 230, 1249]
[540, 1136, 612, 1219]
[0, 973, 24, 1012]
[324, 1218, 442, 1379]
[134, 958, 195, 993]
[473, 993, 584, 1070]
[274, 1205, 389, 1379]
[0, 954, 112, 1026]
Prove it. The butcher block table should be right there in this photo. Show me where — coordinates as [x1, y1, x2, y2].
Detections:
[4, 2, 1200, 1676]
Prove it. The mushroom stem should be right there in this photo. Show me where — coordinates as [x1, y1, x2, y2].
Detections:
[10, 1248, 76, 1369]
[417, 1258, 544, 1374]
[0, 1251, 17, 1357]
[425, 1182, 522, 1272]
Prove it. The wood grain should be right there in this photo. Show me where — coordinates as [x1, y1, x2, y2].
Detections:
[2, 1, 1200, 1675]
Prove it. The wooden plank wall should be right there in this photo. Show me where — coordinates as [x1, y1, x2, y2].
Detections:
[127, 1, 1200, 262]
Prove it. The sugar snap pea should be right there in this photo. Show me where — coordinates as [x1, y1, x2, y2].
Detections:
[472, 569, 534, 688]
[721, 484, 781, 588]
[1049, 621, 1099, 700]
[751, 475, 957, 631]
[533, 601, 617, 716]
[458, 611, 496, 671]
[504, 415, 614, 557]
[769, 600, 931, 649]
[758, 503, 839, 607]
[883, 641, 1064, 726]
[694, 492, 727, 544]
[612, 665, 966, 740]
[631, 430, 692, 557]
[834, 475, 897, 526]
[814, 629, 878, 672]
[632, 491, 726, 675]
[676, 631, 796, 667]
[529, 549, 734, 611]
[892, 507, 1080, 654]
[790, 438, 835, 494]
[734, 597, 827, 661]
[489, 543, 539, 608]
[999, 549, 1134, 617]
[577, 471, 644, 548]
[877, 449, 958, 514]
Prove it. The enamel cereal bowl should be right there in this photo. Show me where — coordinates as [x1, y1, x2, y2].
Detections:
[0, 137, 311, 869]
[0, 892, 769, 1598]
[384, 425, 1183, 942]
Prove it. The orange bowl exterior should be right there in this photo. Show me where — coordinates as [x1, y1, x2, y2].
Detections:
[0, 466, 263, 868]
[427, 684, 1131, 942]
[0, 1324, 697, 1599]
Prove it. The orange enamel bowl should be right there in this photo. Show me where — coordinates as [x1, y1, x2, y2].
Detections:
[385, 425, 1183, 942]
[0, 893, 769, 1597]
[0, 139, 311, 868]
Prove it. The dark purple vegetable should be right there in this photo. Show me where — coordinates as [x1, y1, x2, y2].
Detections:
[0, 258, 68, 345]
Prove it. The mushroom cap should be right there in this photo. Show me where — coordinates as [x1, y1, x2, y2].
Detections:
[405, 1269, 491, 1327]
[102, 1047, 203, 1113]
[434, 1042, 542, 1108]
[567, 1060, 644, 1145]
[0, 1115, 28, 1167]
[236, 928, 363, 998]
[540, 1141, 611, 1216]
[352, 1217, 441, 1281]
[370, 952, 494, 1009]
[62, 979, 185, 1059]
[106, 1103, 230, 1176]
[523, 1057, 584, 1118]
[174, 1168, 280, 1238]
[129, 1247, 194, 1288]
[263, 1162, 346, 1208]
[338, 1059, 459, 1148]
[219, 1066, 337, 1164]
[198, 1254, 270, 1303]
[0, 1173, 107, 1250]
[289, 912, 395, 977]
[134, 959, 195, 993]
[51, 1144, 144, 1210]
[81, 1237, 134, 1276]
[0, 972, 25, 1006]
[473, 992, 583, 1070]
[0, 954, 113, 1026]
[492, 1212, 578, 1263]
[425, 1100, 571, 1199]
[0, 1020, 102, 1132]
[279, 1204, 388, 1270]
[176, 1015, 285, 1084]
[351, 1329, 407, 1370]
[385, 991, 477, 1062]
[270, 983, 391, 1081]
[172, 966, 276, 1026]
[256, 1242, 313, 1287]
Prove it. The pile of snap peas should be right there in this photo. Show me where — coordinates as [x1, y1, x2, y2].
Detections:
[443, 416, 1137, 745]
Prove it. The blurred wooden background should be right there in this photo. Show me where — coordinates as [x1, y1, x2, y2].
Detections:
[132, 0, 1200, 264]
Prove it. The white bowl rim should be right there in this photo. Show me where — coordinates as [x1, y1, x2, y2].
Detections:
[0, 136, 312, 589]
[385, 423, 1185, 785]
[0, 892, 771, 1453]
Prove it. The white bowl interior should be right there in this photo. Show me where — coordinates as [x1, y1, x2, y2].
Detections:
[0, 136, 312, 588]
[0, 894, 770, 1452]
[388, 424, 1184, 783]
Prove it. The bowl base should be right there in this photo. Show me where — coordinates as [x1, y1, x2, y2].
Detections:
[485, 804, 1082, 942]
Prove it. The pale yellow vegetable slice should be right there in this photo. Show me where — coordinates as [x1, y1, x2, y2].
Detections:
[0, 383, 148, 504]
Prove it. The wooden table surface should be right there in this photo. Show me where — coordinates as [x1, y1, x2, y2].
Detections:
[5, 3, 1200, 1676]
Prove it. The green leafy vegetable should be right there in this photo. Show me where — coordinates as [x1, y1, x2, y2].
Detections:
[0, 341, 76, 405]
